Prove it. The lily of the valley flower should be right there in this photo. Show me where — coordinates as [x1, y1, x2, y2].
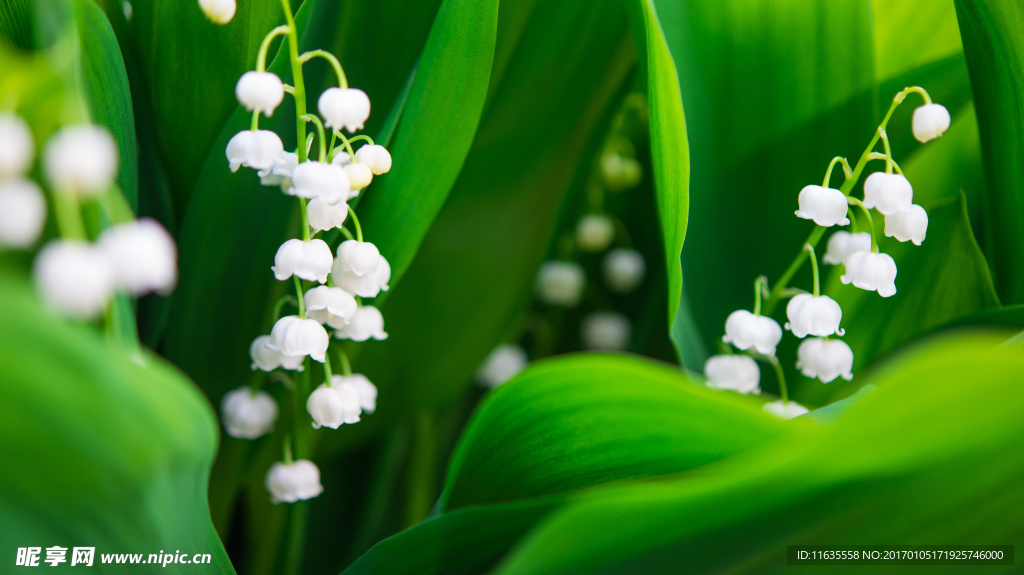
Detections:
[603, 248, 645, 293]
[318, 88, 371, 133]
[841, 250, 897, 297]
[336, 240, 381, 276]
[307, 196, 349, 233]
[272, 238, 333, 283]
[341, 374, 378, 414]
[796, 337, 854, 383]
[0, 179, 46, 249]
[823, 231, 872, 265]
[98, 218, 178, 295]
[305, 285, 357, 328]
[723, 310, 783, 356]
[333, 305, 388, 341]
[354, 144, 391, 175]
[267, 315, 330, 362]
[344, 162, 373, 191]
[884, 204, 928, 245]
[862, 172, 913, 215]
[331, 246, 390, 298]
[259, 151, 299, 189]
[221, 387, 278, 439]
[0, 113, 34, 177]
[704, 354, 760, 395]
[581, 311, 631, 351]
[289, 161, 350, 204]
[250, 335, 305, 371]
[796, 185, 850, 227]
[227, 130, 284, 172]
[575, 214, 615, 252]
[536, 261, 585, 307]
[763, 400, 810, 420]
[306, 381, 362, 428]
[912, 103, 951, 143]
[198, 0, 235, 24]
[265, 460, 323, 504]
[236, 71, 285, 117]
[476, 344, 528, 389]
[33, 241, 115, 319]
[44, 125, 118, 197]
[785, 294, 844, 338]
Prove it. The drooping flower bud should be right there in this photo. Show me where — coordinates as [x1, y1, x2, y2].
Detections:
[318, 88, 371, 133]
[600, 152, 642, 191]
[33, 241, 115, 319]
[98, 218, 178, 295]
[0, 179, 46, 249]
[476, 344, 528, 389]
[305, 285, 357, 328]
[249, 335, 305, 372]
[306, 381, 361, 428]
[912, 103, 951, 143]
[823, 231, 872, 265]
[841, 250, 897, 297]
[333, 305, 388, 341]
[289, 161, 350, 204]
[575, 214, 615, 252]
[344, 162, 373, 191]
[221, 386, 278, 439]
[763, 400, 810, 420]
[267, 315, 330, 362]
[862, 172, 913, 216]
[226, 130, 284, 172]
[235, 71, 285, 117]
[259, 151, 299, 189]
[723, 310, 783, 356]
[536, 261, 585, 307]
[354, 144, 391, 175]
[795, 185, 850, 227]
[272, 239, 333, 283]
[341, 374, 378, 414]
[704, 355, 760, 395]
[331, 249, 390, 298]
[44, 125, 118, 197]
[307, 196, 349, 233]
[265, 460, 323, 504]
[581, 311, 631, 350]
[336, 240, 381, 276]
[785, 294, 844, 338]
[884, 204, 928, 245]
[796, 337, 854, 383]
[603, 248, 645, 293]
[0, 113, 34, 177]
[198, 0, 235, 24]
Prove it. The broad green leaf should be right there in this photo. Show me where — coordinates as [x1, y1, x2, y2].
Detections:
[442, 353, 799, 510]
[0, 270, 232, 573]
[494, 334, 1024, 574]
[954, 0, 1024, 305]
[0, 0, 30, 51]
[872, 0, 963, 80]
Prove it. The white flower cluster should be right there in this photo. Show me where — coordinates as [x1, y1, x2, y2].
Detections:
[1, 114, 177, 319]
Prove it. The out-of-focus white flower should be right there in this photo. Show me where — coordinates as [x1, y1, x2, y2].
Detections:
[331, 152, 351, 167]
[785, 294, 844, 338]
[221, 387, 278, 439]
[0, 113, 34, 177]
[704, 354, 760, 395]
[305, 285, 357, 328]
[332, 374, 377, 413]
[723, 310, 783, 356]
[272, 239, 333, 283]
[259, 152, 298, 189]
[226, 130, 283, 172]
[884, 204, 928, 245]
[581, 311, 631, 350]
[354, 144, 391, 175]
[841, 250, 897, 297]
[123, 1, 132, 20]
[250, 335, 304, 371]
[289, 161, 350, 204]
[600, 152, 642, 191]
[33, 241, 115, 319]
[763, 400, 810, 420]
[44, 125, 118, 197]
[343, 162, 373, 191]
[236, 71, 285, 117]
[912, 103, 951, 143]
[265, 460, 323, 504]
[863, 172, 913, 216]
[333, 305, 387, 341]
[536, 261, 585, 307]
[307, 196, 349, 233]
[336, 240, 380, 276]
[796, 337, 854, 383]
[476, 344, 528, 389]
[267, 315, 329, 362]
[603, 249, 645, 293]
[823, 231, 872, 265]
[98, 218, 177, 295]
[575, 214, 615, 252]
[306, 381, 361, 428]
[0, 179, 46, 249]
[331, 248, 390, 298]
[795, 185, 850, 227]
[318, 88, 370, 133]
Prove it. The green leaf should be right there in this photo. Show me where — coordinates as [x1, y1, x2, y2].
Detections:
[493, 334, 1024, 574]
[954, 0, 1024, 304]
[0, 270, 232, 572]
[872, 0, 964, 80]
[0, 0, 31, 51]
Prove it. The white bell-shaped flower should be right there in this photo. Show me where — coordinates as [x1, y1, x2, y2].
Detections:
[476, 344, 528, 389]
[33, 241, 115, 319]
[0, 113, 34, 176]
[307, 196, 349, 233]
[536, 261, 585, 307]
[265, 460, 323, 504]
[795, 185, 850, 227]
[0, 179, 46, 249]
[44, 125, 118, 197]
[763, 400, 810, 420]
[272, 238, 333, 283]
[226, 130, 283, 172]
[259, 151, 298, 188]
[235, 71, 284, 117]
[333, 305, 388, 341]
[267, 315, 329, 363]
[862, 172, 913, 216]
[249, 335, 304, 371]
[306, 381, 362, 428]
[912, 103, 951, 143]
[884, 204, 928, 245]
[581, 311, 631, 350]
[221, 386, 278, 439]
[331, 249, 391, 298]
[336, 240, 381, 276]
[331, 152, 351, 167]
[823, 231, 872, 265]
[318, 87, 371, 133]
[723, 310, 783, 356]
[199, 0, 235, 24]
[575, 214, 615, 252]
[305, 285, 357, 328]
[785, 294, 844, 338]
[841, 250, 897, 297]
[341, 374, 378, 414]
[354, 144, 391, 175]
[796, 337, 854, 383]
[603, 248, 645, 293]
[344, 162, 373, 191]
[98, 218, 178, 295]
[704, 355, 760, 395]
[289, 161, 351, 204]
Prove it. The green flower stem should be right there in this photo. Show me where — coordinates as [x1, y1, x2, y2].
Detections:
[335, 348, 352, 377]
[822, 156, 852, 188]
[348, 207, 363, 242]
[322, 350, 334, 383]
[299, 197, 310, 241]
[805, 243, 820, 297]
[298, 49, 348, 89]
[293, 276, 306, 319]
[771, 356, 789, 404]
[346, 134, 375, 147]
[897, 85, 932, 105]
[301, 114, 327, 163]
[332, 129, 357, 161]
[879, 128, 894, 173]
[328, 131, 337, 159]
[283, 84, 295, 94]
[250, 110, 260, 131]
[271, 294, 297, 321]
[53, 191, 86, 240]
[256, 25, 290, 72]
[283, 434, 294, 464]
[868, 152, 903, 175]
[848, 196, 878, 251]
[279, 0, 307, 163]
[339, 226, 355, 241]
[752, 276, 766, 316]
